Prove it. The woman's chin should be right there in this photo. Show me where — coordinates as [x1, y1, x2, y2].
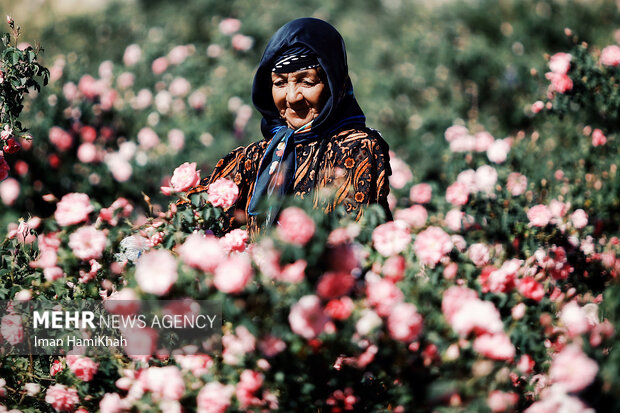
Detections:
[286, 118, 311, 129]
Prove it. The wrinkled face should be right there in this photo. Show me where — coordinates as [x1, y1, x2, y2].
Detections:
[271, 68, 328, 129]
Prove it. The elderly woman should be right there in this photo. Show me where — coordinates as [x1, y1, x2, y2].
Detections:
[186, 17, 391, 234]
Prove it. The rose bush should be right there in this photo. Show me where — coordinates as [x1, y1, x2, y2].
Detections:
[0, 1, 619, 412]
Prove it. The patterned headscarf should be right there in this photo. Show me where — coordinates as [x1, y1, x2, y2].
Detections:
[271, 44, 320, 73]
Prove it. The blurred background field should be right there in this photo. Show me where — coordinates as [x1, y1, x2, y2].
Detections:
[0, 0, 619, 231]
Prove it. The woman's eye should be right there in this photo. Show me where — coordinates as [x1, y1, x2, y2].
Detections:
[302, 80, 317, 86]
[273, 80, 286, 87]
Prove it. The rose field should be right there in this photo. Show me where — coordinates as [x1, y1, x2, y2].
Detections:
[0, 0, 619, 412]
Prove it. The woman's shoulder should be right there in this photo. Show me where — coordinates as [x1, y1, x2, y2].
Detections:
[329, 127, 388, 151]
[214, 138, 270, 165]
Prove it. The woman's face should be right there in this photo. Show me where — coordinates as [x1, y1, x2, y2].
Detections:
[271, 68, 328, 129]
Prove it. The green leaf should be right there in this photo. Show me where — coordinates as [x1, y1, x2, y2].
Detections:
[11, 50, 22, 65]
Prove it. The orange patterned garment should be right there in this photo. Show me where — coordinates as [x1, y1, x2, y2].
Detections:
[184, 127, 391, 235]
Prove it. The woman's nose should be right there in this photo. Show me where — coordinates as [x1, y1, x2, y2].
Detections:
[286, 83, 303, 104]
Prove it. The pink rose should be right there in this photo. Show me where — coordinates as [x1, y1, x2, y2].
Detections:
[528, 204, 552, 227]
[409, 183, 432, 204]
[316, 272, 355, 300]
[168, 45, 190, 65]
[531, 100, 544, 113]
[545, 72, 573, 94]
[174, 354, 213, 376]
[123, 326, 158, 359]
[549, 344, 598, 392]
[482, 259, 520, 293]
[388, 153, 413, 189]
[382, 255, 406, 282]
[67, 355, 99, 381]
[570, 209, 588, 229]
[231, 34, 254, 51]
[549, 52, 572, 74]
[214, 253, 253, 293]
[355, 309, 382, 336]
[443, 262, 458, 279]
[549, 199, 570, 218]
[100, 393, 126, 413]
[518, 277, 545, 302]
[474, 131, 495, 152]
[445, 181, 469, 206]
[189, 90, 207, 110]
[486, 139, 511, 164]
[207, 178, 240, 209]
[49, 126, 73, 151]
[475, 165, 498, 194]
[394, 205, 427, 228]
[487, 390, 518, 413]
[103, 288, 140, 315]
[0, 177, 20, 205]
[457, 169, 477, 192]
[525, 392, 594, 413]
[468, 243, 490, 267]
[325, 296, 354, 320]
[1, 314, 23, 345]
[444, 125, 469, 142]
[258, 335, 287, 358]
[135, 249, 178, 296]
[219, 18, 241, 35]
[152, 56, 169, 75]
[161, 162, 200, 194]
[45, 384, 80, 412]
[78, 74, 106, 100]
[117, 72, 135, 89]
[560, 301, 590, 337]
[413, 226, 453, 266]
[288, 295, 328, 340]
[517, 354, 535, 374]
[123, 44, 142, 66]
[600, 45, 620, 66]
[506, 172, 527, 196]
[276, 207, 315, 245]
[387, 302, 423, 342]
[105, 154, 133, 182]
[77, 143, 98, 163]
[50, 359, 64, 376]
[473, 333, 515, 360]
[366, 277, 404, 317]
[167, 129, 185, 151]
[68, 225, 107, 260]
[220, 228, 249, 253]
[137, 127, 159, 150]
[591, 128, 607, 146]
[178, 233, 225, 273]
[169, 77, 191, 97]
[445, 208, 465, 232]
[140, 366, 185, 401]
[44, 267, 65, 282]
[450, 135, 476, 152]
[450, 299, 504, 337]
[278, 259, 307, 283]
[197, 382, 235, 413]
[442, 286, 488, 326]
[54, 193, 94, 226]
[372, 221, 411, 257]
[236, 370, 264, 409]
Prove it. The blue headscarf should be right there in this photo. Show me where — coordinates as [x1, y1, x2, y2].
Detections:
[248, 18, 369, 224]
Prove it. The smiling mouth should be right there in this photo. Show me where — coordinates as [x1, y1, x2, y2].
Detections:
[287, 107, 310, 118]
